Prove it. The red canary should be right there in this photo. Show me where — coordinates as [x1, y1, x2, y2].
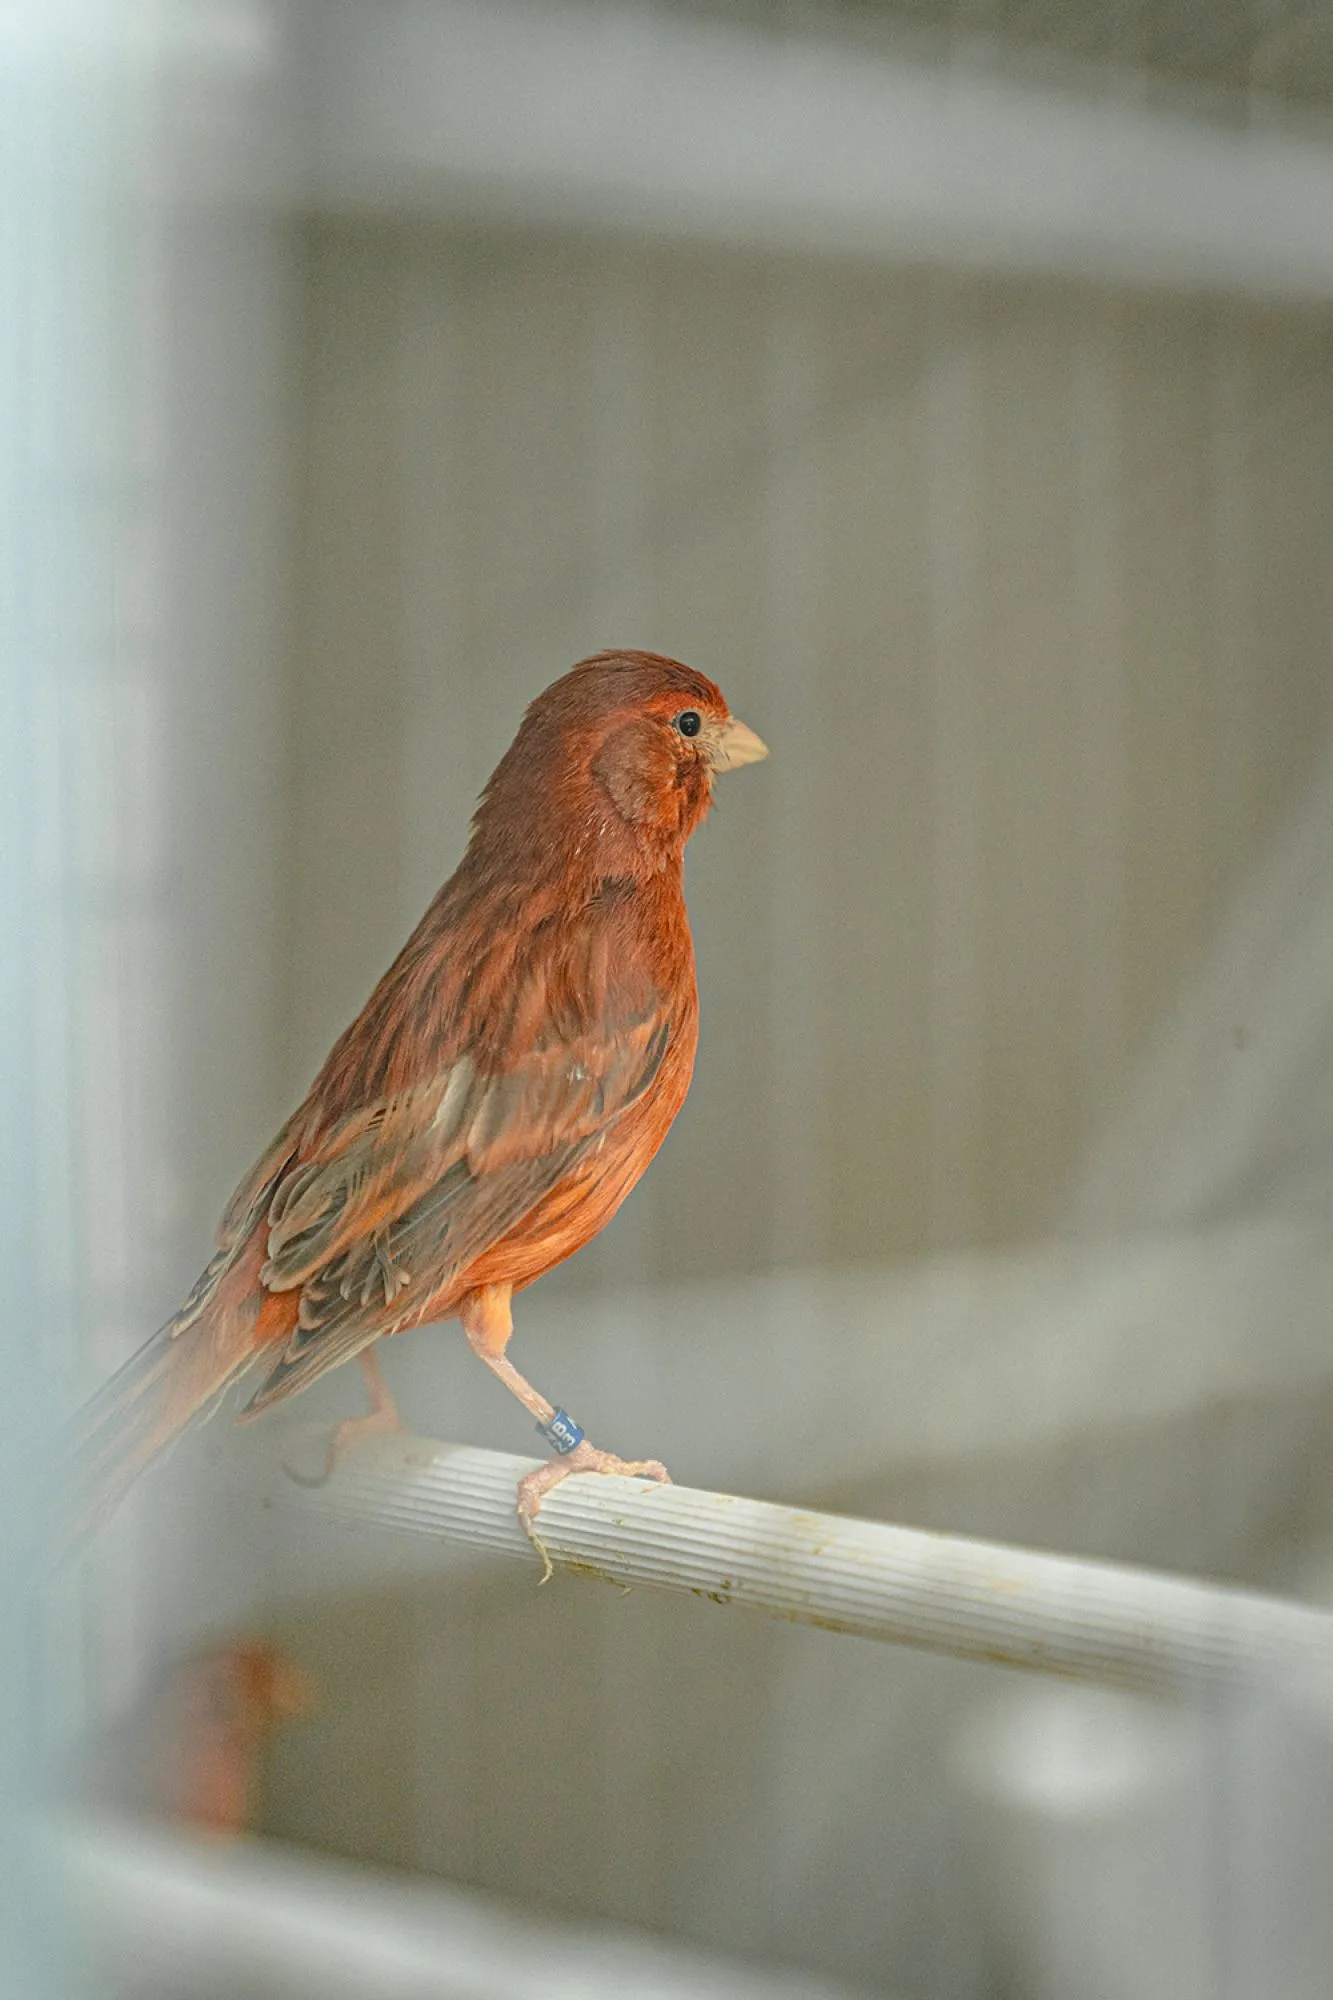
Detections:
[72, 652, 766, 1550]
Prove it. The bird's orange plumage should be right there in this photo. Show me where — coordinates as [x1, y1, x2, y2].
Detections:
[69, 651, 766, 1541]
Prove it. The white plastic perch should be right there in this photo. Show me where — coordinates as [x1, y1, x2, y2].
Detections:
[266, 1431, 1333, 1698]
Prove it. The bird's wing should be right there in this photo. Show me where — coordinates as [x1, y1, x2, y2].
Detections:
[240, 991, 672, 1412]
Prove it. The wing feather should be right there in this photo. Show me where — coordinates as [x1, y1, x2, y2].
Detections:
[240, 959, 671, 1415]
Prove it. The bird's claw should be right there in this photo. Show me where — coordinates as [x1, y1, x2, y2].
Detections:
[284, 1405, 403, 1489]
[516, 1441, 671, 1582]
[528, 1527, 555, 1585]
[285, 1454, 336, 1491]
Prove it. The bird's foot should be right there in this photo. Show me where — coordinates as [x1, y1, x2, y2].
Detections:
[517, 1440, 671, 1583]
[287, 1404, 404, 1488]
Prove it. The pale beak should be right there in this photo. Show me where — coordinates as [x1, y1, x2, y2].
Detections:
[707, 716, 769, 772]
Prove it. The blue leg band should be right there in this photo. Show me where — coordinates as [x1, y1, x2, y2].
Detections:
[538, 1408, 585, 1455]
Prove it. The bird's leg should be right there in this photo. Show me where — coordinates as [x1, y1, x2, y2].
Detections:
[289, 1346, 403, 1487]
[459, 1284, 670, 1580]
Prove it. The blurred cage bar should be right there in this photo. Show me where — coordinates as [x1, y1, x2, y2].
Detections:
[22, 0, 1333, 1995]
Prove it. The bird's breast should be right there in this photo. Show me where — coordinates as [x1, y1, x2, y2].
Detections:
[458, 1003, 697, 1298]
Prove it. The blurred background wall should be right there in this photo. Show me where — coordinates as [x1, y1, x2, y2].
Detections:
[43, 3, 1333, 1997]
[285, 222, 1333, 1278]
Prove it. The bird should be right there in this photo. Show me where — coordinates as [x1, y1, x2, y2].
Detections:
[69, 650, 767, 1562]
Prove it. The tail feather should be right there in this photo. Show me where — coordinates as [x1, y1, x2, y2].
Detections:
[61, 1155, 300, 1553]
[62, 1283, 263, 1552]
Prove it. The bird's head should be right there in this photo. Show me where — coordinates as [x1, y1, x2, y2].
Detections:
[473, 650, 767, 874]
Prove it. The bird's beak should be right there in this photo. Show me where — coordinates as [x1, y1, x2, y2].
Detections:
[707, 716, 769, 772]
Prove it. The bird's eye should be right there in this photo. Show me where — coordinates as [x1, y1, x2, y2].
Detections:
[674, 710, 703, 739]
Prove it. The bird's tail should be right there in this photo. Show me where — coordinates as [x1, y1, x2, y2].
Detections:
[62, 1247, 265, 1551]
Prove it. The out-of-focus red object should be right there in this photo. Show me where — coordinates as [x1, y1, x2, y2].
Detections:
[81, 1639, 317, 1839]
[170, 1641, 317, 1837]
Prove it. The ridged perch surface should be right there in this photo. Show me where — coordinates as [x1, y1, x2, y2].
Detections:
[267, 1431, 1333, 1698]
